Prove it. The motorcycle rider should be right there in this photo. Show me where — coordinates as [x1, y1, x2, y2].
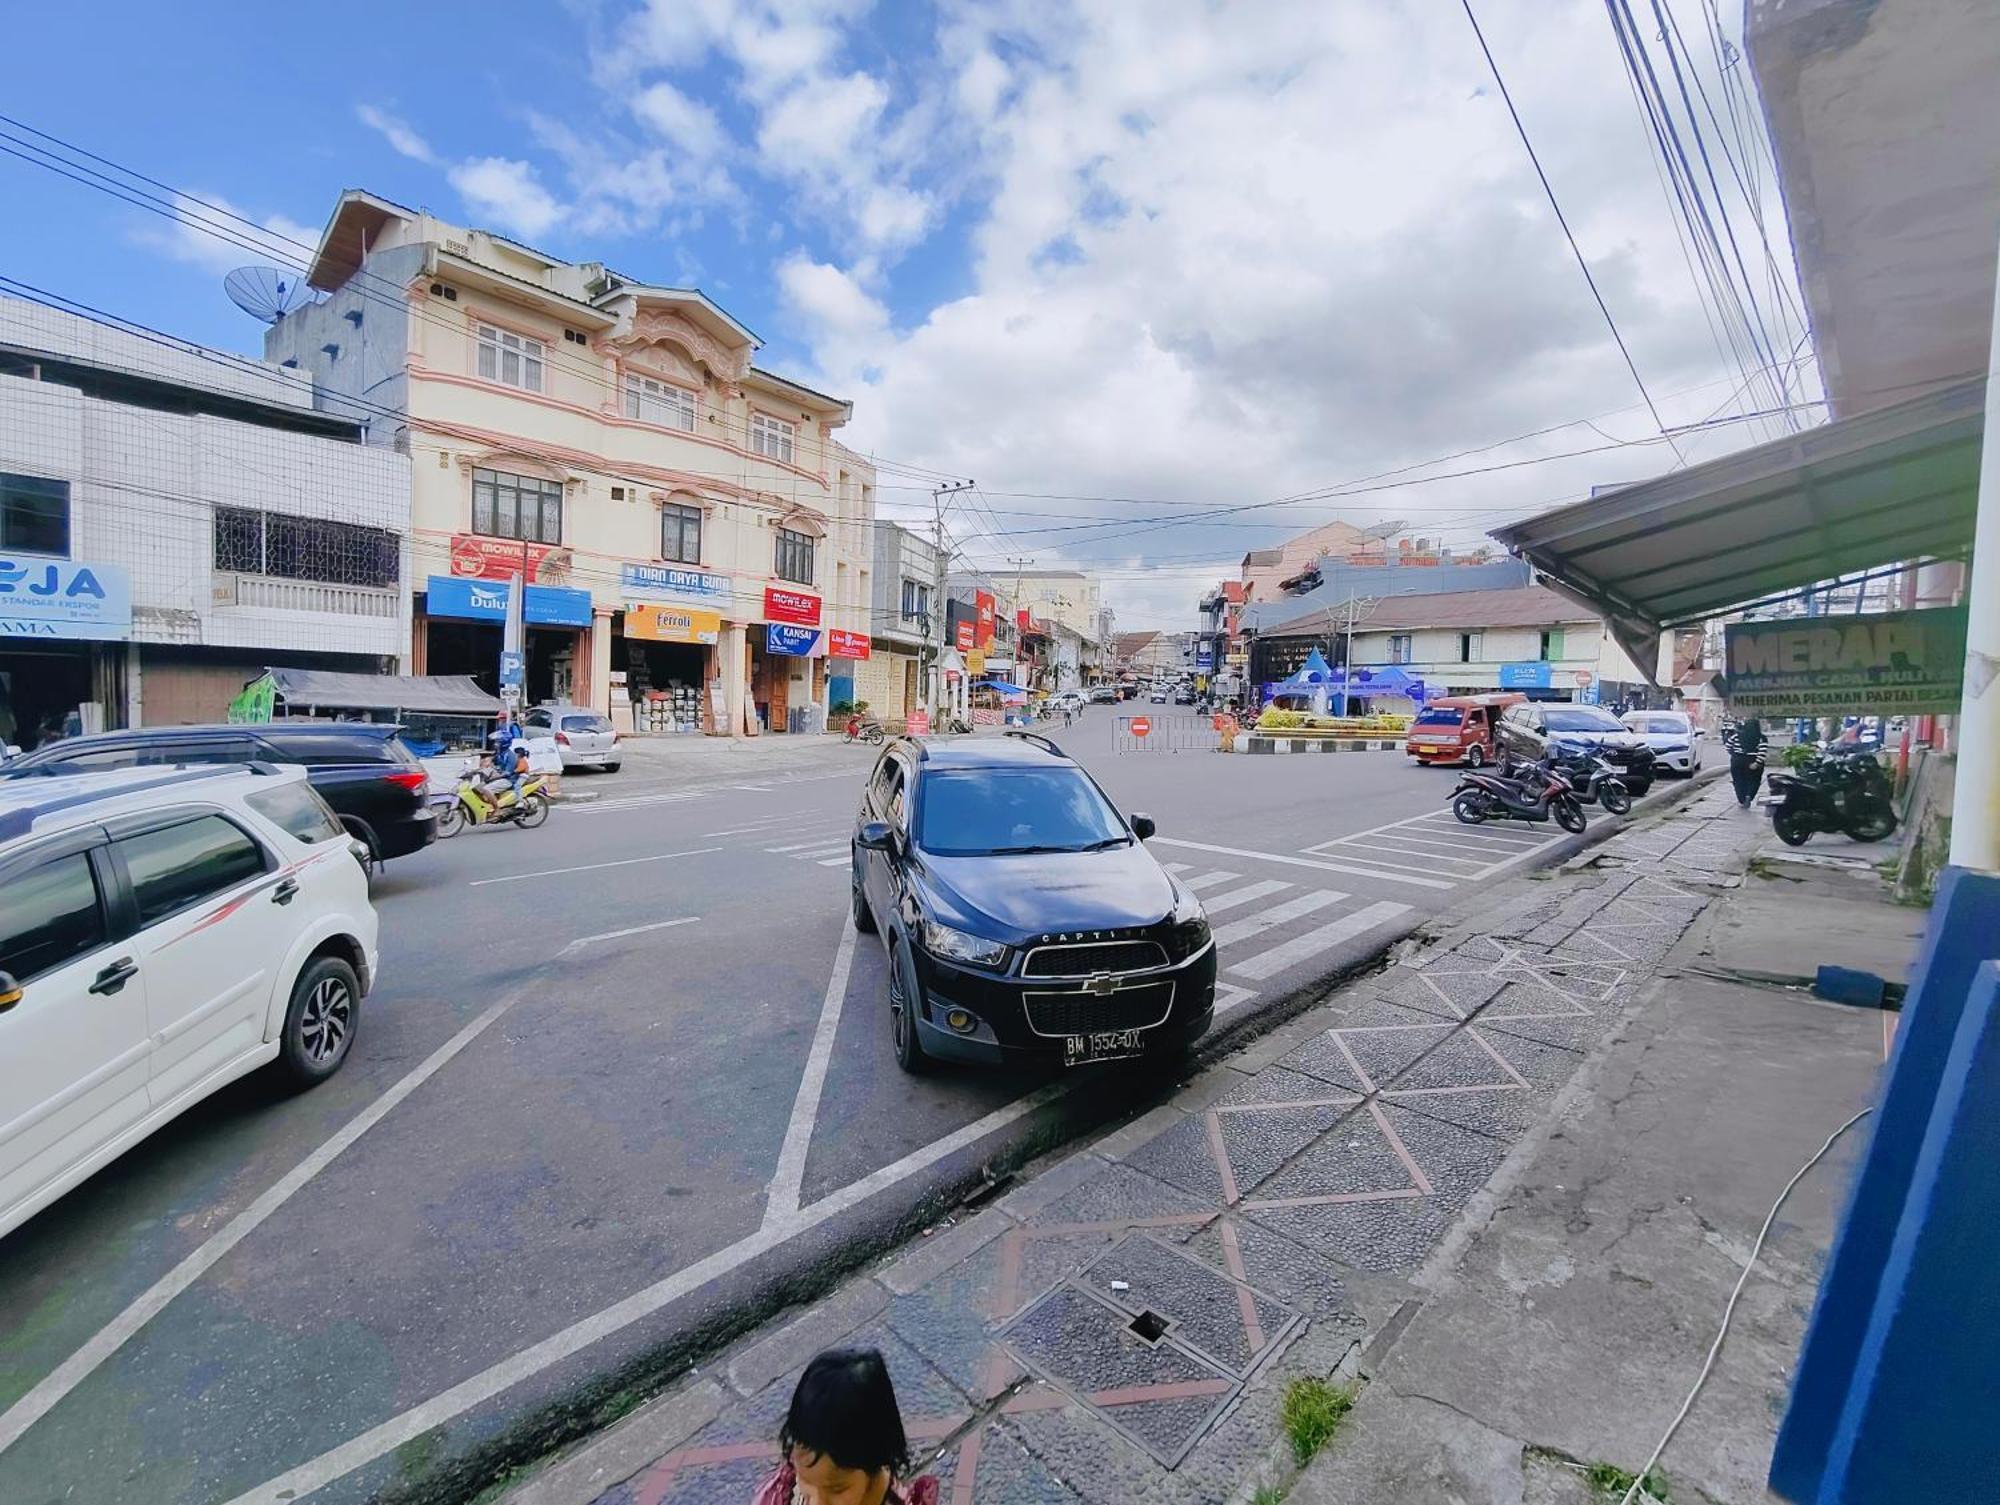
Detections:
[1725, 716, 1766, 807]
[486, 720, 530, 809]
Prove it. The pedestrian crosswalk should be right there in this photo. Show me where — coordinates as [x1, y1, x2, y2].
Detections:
[1162, 861, 1414, 1002]
[1298, 805, 1565, 885]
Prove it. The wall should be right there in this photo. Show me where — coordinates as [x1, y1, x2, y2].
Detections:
[262, 243, 423, 444]
[1344, 620, 1607, 694]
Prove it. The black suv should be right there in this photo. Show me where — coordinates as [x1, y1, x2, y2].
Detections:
[1495, 702, 1656, 794]
[2, 723, 438, 861]
[851, 731, 1215, 1071]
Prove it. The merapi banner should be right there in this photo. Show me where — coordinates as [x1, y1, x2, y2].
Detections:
[1724, 606, 1967, 716]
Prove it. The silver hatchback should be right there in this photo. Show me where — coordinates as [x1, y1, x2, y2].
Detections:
[522, 704, 623, 772]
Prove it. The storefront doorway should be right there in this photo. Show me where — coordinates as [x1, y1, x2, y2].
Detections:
[0, 642, 96, 751]
[424, 619, 578, 705]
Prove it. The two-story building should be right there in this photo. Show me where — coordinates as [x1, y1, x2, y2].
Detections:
[267, 190, 875, 735]
[0, 295, 411, 749]
[860, 521, 945, 725]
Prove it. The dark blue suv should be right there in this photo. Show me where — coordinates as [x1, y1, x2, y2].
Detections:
[852, 732, 1215, 1071]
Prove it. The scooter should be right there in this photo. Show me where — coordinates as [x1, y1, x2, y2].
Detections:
[437, 768, 551, 836]
[1451, 757, 1588, 834]
[843, 714, 886, 745]
[1766, 751, 1896, 846]
[1549, 749, 1633, 816]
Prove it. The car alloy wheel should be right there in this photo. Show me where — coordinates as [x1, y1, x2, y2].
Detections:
[300, 975, 353, 1067]
[889, 942, 929, 1073]
[1464, 744, 1485, 768]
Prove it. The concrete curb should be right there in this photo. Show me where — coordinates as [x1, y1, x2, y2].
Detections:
[1240, 736, 1402, 753]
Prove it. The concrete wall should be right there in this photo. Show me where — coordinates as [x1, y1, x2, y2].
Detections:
[263, 243, 423, 444]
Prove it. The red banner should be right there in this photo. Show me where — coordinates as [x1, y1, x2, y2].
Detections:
[975, 591, 996, 647]
[763, 586, 821, 625]
[955, 620, 977, 652]
[828, 629, 870, 659]
[1016, 607, 1032, 633]
[905, 708, 930, 735]
[451, 534, 556, 582]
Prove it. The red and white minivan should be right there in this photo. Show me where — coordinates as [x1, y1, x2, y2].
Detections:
[1405, 692, 1527, 767]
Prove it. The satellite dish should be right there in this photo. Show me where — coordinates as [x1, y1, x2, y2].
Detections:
[224, 266, 320, 323]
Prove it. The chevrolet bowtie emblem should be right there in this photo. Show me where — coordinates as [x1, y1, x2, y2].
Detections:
[1084, 974, 1118, 997]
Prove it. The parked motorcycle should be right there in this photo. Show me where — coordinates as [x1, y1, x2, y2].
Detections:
[1766, 750, 1896, 846]
[1548, 749, 1633, 816]
[437, 768, 551, 836]
[1452, 757, 1588, 834]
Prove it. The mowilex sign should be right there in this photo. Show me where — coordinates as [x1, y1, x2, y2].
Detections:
[1724, 607, 1967, 717]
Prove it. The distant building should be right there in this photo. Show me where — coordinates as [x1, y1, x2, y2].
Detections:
[0, 295, 410, 747]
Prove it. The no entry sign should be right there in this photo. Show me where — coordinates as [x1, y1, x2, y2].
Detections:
[1128, 715, 1152, 738]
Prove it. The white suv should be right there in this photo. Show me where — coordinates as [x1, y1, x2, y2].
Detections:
[0, 764, 379, 1240]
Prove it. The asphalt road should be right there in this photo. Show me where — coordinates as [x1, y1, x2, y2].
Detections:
[0, 713, 1579, 1504]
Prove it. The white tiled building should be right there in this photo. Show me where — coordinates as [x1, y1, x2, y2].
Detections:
[0, 297, 411, 746]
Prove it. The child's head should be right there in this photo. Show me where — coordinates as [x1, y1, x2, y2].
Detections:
[780, 1347, 910, 1504]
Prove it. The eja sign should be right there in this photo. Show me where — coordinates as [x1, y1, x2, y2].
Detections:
[0, 556, 133, 641]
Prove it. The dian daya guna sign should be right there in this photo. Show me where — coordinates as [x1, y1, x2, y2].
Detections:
[0, 556, 133, 640]
[1724, 607, 1968, 717]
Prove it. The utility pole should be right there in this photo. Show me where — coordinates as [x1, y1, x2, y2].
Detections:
[930, 480, 974, 720]
[1006, 555, 1036, 691]
[1335, 595, 1380, 716]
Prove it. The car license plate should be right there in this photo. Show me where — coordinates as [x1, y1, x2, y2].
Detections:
[1064, 1028, 1146, 1065]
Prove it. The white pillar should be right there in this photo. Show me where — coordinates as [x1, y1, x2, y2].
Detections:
[1948, 236, 2000, 872]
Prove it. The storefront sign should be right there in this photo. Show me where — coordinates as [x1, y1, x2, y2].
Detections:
[621, 562, 733, 606]
[0, 556, 132, 641]
[905, 708, 930, 735]
[966, 649, 987, 676]
[766, 623, 822, 656]
[955, 620, 976, 652]
[975, 591, 996, 647]
[1724, 607, 1968, 716]
[426, 574, 593, 629]
[1498, 661, 1553, 690]
[450, 534, 561, 582]
[626, 604, 722, 645]
[828, 629, 870, 659]
[764, 586, 821, 626]
[1017, 607, 1032, 633]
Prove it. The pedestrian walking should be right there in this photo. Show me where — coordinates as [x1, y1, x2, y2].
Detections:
[753, 1348, 938, 1505]
[1725, 716, 1767, 807]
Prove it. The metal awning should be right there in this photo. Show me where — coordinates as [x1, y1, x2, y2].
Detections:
[1490, 377, 1984, 674]
[265, 668, 503, 716]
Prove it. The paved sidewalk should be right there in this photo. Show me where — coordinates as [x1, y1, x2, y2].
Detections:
[503, 787, 1890, 1505]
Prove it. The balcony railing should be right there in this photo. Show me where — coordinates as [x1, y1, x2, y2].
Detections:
[213, 574, 401, 618]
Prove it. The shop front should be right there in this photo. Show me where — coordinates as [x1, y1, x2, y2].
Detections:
[0, 555, 132, 751]
[618, 564, 736, 735]
[417, 574, 594, 706]
[750, 585, 825, 734]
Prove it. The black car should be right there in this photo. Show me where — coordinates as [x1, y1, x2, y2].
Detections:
[2, 722, 438, 861]
[1495, 702, 1656, 794]
[851, 731, 1215, 1071]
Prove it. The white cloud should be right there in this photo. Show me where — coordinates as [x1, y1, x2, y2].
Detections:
[448, 157, 566, 241]
[631, 82, 727, 161]
[133, 191, 322, 278]
[357, 104, 439, 166]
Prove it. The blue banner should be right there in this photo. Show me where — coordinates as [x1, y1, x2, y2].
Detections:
[1498, 661, 1553, 690]
[766, 623, 821, 656]
[620, 562, 733, 605]
[427, 575, 592, 629]
[0, 556, 133, 641]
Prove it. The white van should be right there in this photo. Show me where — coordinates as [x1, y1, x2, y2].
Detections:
[0, 764, 379, 1240]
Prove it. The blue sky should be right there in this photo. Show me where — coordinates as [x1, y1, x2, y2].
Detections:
[1, 1, 1807, 627]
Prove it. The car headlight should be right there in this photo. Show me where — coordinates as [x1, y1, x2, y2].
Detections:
[921, 919, 1008, 968]
[1171, 885, 1211, 952]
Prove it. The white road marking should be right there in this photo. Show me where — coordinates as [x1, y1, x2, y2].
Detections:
[816, 856, 850, 867]
[731, 783, 773, 792]
[1209, 889, 1345, 946]
[568, 792, 706, 815]
[1152, 837, 1455, 890]
[1228, 901, 1414, 980]
[768, 838, 845, 853]
[221, 1079, 1072, 1505]
[1213, 982, 1259, 1017]
[782, 842, 851, 861]
[702, 821, 790, 836]
[468, 847, 722, 886]
[1161, 862, 1194, 874]
[1198, 879, 1294, 914]
[560, 917, 699, 954]
[765, 917, 859, 1226]
[1181, 870, 1240, 892]
[0, 974, 550, 1455]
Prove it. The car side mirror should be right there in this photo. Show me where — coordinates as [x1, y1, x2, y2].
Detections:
[856, 820, 896, 852]
[1129, 812, 1157, 841]
[0, 971, 21, 1014]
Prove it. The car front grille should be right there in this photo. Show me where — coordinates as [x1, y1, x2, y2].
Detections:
[1024, 982, 1176, 1037]
[1021, 941, 1169, 977]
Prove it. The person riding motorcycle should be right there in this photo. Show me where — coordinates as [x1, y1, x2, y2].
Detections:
[485, 722, 530, 808]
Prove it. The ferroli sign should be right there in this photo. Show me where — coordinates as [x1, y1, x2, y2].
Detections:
[1724, 607, 1968, 717]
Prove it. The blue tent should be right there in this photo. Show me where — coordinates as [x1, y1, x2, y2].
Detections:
[975, 678, 1028, 695]
[1270, 648, 1337, 697]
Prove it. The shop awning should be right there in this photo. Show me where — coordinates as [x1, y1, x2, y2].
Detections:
[1489, 377, 1984, 676]
[264, 668, 503, 716]
[975, 678, 1028, 694]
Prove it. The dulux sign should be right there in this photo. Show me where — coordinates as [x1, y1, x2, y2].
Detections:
[0, 556, 133, 641]
[426, 574, 593, 629]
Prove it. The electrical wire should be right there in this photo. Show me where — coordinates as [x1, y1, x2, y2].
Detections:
[1614, 1106, 1874, 1505]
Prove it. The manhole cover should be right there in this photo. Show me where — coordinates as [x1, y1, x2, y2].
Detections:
[1002, 1233, 1301, 1467]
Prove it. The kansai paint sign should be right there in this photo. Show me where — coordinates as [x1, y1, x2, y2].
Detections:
[764, 586, 821, 626]
[975, 591, 996, 647]
[0, 556, 132, 640]
[828, 629, 870, 659]
[766, 623, 822, 656]
[450, 534, 559, 582]
[1725, 607, 1968, 716]
[625, 604, 722, 645]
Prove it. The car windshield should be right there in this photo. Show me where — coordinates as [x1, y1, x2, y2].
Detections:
[1413, 708, 1462, 727]
[917, 767, 1128, 855]
[1544, 707, 1625, 732]
[562, 714, 612, 733]
[1625, 714, 1688, 734]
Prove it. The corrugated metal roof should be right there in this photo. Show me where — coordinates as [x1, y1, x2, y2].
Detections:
[1252, 584, 1596, 638]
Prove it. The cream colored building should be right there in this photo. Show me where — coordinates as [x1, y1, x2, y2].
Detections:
[269, 191, 876, 735]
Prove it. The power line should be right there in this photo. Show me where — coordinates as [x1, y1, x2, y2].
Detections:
[1460, 0, 1682, 459]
